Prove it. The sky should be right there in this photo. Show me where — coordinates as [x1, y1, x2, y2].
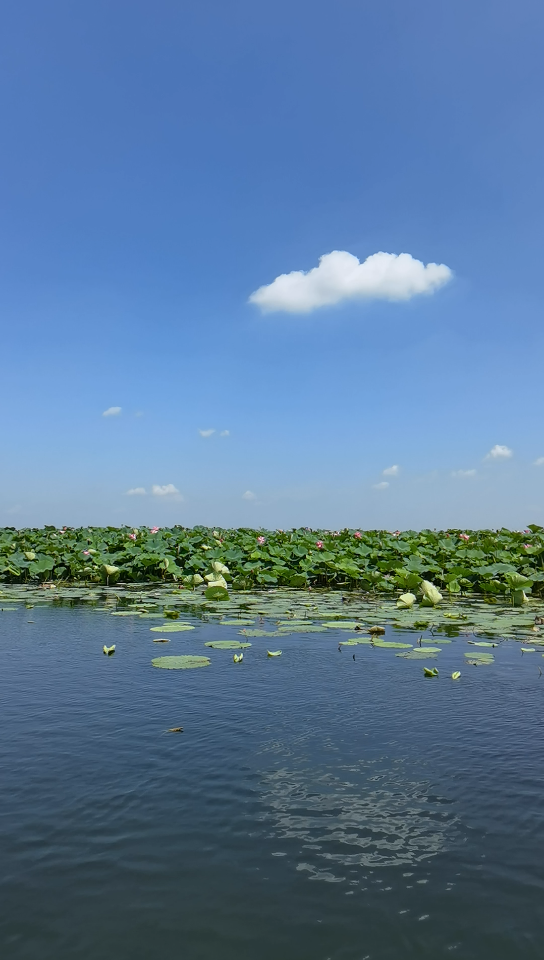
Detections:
[1, 0, 543, 531]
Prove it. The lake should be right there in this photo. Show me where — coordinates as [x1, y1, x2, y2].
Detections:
[1, 588, 544, 959]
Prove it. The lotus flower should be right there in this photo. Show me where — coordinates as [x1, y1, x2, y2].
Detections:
[354, 531, 362, 539]
[257, 536, 266, 545]
[128, 533, 136, 540]
[459, 533, 470, 541]
[83, 550, 90, 556]
[150, 526, 159, 533]
[316, 540, 324, 549]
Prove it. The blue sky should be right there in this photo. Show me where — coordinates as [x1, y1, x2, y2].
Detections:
[1, 0, 543, 530]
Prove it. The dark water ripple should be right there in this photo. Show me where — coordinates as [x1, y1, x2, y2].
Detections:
[1, 604, 544, 958]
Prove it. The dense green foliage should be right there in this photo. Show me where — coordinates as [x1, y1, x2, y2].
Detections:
[1, 525, 544, 597]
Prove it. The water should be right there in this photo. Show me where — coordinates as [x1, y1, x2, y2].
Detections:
[1, 599, 544, 958]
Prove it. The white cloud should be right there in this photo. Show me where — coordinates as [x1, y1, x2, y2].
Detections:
[534, 457, 544, 466]
[486, 444, 513, 460]
[242, 490, 257, 500]
[452, 469, 476, 478]
[152, 484, 182, 498]
[373, 481, 389, 490]
[199, 429, 215, 438]
[220, 430, 230, 437]
[102, 406, 122, 417]
[126, 487, 146, 496]
[383, 464, 399, 476]
[249, 250, 452, 314]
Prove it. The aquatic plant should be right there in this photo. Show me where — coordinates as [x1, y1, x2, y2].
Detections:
[0, 526, 543, 600]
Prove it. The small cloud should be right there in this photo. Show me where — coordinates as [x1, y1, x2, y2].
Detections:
[373, 481, 389, 490]
[126, 487, 146, 496]
[220, 430, 230, 437]
[242, 490, 257, 500]
[383, 464, 399, 477]
[152, 484, 182, 499]
[534, 457, 544, 466]
[102, 406, 122, 417]
[199, 429, 215, 438]
[249, 250, 452, 314]
[485, 444, 513, 460]
[452, 469, 476, 478]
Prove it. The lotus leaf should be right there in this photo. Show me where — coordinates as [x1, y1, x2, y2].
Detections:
[396, 650, 438, 659]
[204, 585, 229, 601]
[372, 641, 413, 649]
[396, 593, 416, 609]
[152, 655, 211, 669]
[220, 619, 255, 625]
[322, 621, 363, 629]
[421, 581, 443, 605]
[339, 639, 373, 645]
[204, 640, 251, 649]
[150, 623, 195, 632]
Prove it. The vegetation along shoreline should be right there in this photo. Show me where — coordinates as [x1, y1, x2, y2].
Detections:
[1, 525, 543, 601]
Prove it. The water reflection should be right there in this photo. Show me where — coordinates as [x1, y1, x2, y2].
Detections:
[258, 751, 458, 877]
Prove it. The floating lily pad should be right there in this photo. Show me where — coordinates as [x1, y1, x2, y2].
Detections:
[339, 639, 373, 646]
[204, 640, 252, 649]
[152, 655, 211, 669]
[322, 621, 363, 629]
[150, 624, 195, 632]
[219, 619, 255, 626]
[372, 641, 413, 649]
[396, 650, 438, 659]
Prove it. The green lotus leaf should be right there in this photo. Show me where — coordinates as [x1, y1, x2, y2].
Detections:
[322, 621, 363, 629]
[372, 640, 413, 649]
[152, 655, 211, 669]
[220, 619, 255, 625]
[204, 585, 229, 601]
[150, 623, 195, 632]
[396, 650, 438, 659]
[396, 593, 416, 609]
[421, 581, 443, 605]
[204, 640, 251, 649]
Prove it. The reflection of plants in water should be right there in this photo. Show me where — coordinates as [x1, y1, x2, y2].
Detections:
[258, 758, 458, 873]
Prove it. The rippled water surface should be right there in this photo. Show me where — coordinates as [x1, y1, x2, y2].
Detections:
[1, 596, 544, 959]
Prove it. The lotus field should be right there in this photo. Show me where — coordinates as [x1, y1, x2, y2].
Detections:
[1, 525, 543, 601]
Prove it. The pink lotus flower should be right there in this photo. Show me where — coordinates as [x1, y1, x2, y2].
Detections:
[150, 526, 159, 533]
[257, 536, 266, 545]
[128, 533, 137, 541]
[523, 543, 531, 549]
[354, 531, 362, 539]
[459, 533, 470, 541]
[316, 540, 324, 549]
[83, 550, 90, 556]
